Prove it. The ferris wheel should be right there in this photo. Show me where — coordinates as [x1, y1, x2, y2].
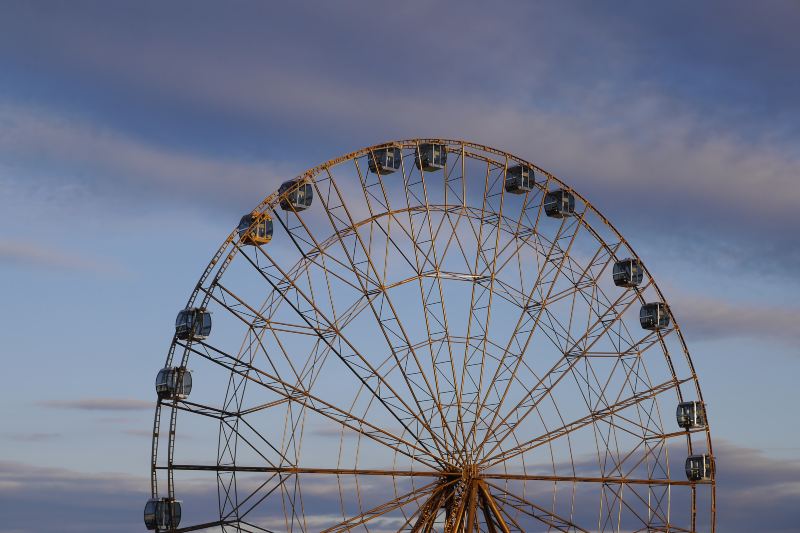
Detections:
[145, 140, 715, 532]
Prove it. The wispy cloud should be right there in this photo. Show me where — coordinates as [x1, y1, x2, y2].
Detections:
[714, 441, 800, 532]
[671, 292, 800, 347]
[38, 398, 153, 412]
[4, 432, 61, 443]
[0, 239, 128, 276]
[0, 461, 147, 533]
[1, 3, 798, 233]
[0, 104, 293, 213]
[121, 429, 153, 438]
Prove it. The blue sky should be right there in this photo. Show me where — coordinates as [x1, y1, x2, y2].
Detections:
[0, 1, 799, 531]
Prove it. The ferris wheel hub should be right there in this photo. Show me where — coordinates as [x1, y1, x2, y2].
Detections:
[461, 463, 480, 481]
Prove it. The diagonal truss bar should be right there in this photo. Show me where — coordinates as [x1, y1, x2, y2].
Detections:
[477, 271, 651, 461]
[486, 480, 589, 532]
[399, 150, 472, 464]
[183, 340, 440, 469]
[319, 479, 445, 533]
[173, 519, 237, 532]
[278, 171, 460, 460]
[482, 377, 689, 467]
[469, 209, 590, 454]
[480, 472, 701, 486]
[477, 481, 511, 533]
[342, 162, 465, 458]
[235, 245, 448, 463]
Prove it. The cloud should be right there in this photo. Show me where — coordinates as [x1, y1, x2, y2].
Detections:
[3, 88, 799, 281]
[0, 441, 797, 532]
[0, 461, 149, 533]
[0, 104, 293, 213]
[579, 1, 800, 129]
[0, 239, 128, 276]
[714, 441, 800, 533]
[4, 433, 61, 443]
[38, 398, 153, 412]
[121, 429, 154, 438]
[670, 292, 800, 347]
[0, 4, 798, 280]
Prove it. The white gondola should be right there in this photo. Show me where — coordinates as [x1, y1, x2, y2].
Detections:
[415, 143, 447, 172]
[155, 367, 192, 400]
[279, 178, 314, 212]
[504, 164, 534, 194]
[175, 308, 211, 341]
[144, 498, 182, 530]
[685, 454, 713, 481]
[676, 401, 707, 429]
[639, 302, 670, 330]
[612, 258, 644, 288]
[368, 146, 402, 174]
[544, 189, 576, 218]
[237, 212, 273, 245]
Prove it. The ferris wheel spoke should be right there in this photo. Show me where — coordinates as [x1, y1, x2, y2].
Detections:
[564, 334, 673, 485]
[488, 201, 546, 281]
[167, 398, 236, 419]
[192, 465, 290, 529]
[167, 362, 296, 470]
[272, 222, 368, 297]
[207, 274, 387, 399]
[572, 326, 678, 465]
[224, 472, 289, 523]
[612, 436, 672, 480]
[458, 160, 514, 463]
[394, 160, 468, 461]
[623, 481, 673, 527]
[476, 482, 513, 533]
[598, 481, 675, 532]
[208, 282, 306, 386]
[477, 266, 656, 461]
[572, 325, 640, 414]
[436, 205, 481, 270]
[480, 472, 698, 486]
[481, 377, 688, 467]
[310, 170, 460, 461]
[227, 413, 301, 467]
[184, 341, 440, 468]
[318, 478, 445, 533]
[564, 278, 663, 418]
[535, 259, 620, 350]
[171, 519, 237, 532]
[471, 215, 609, 455]
[234, 520, 278, 533]
[484, 480, 589, 532]
[408, 483, 450, 532]
[547, 313, 658, 453]
[366, 208, 474, 444]
[170, 464, 444, 477]
[469, 210, 587, 442]
[234, 246, 451, 463]
[406, 157, 503, 460]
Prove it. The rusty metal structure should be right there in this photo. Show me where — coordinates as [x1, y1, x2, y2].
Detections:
[148, 139, 715, 532]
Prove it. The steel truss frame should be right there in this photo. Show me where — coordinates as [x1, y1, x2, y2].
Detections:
[149, 140, 715, 532]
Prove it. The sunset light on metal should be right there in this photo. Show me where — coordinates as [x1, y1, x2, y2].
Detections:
[148, 139, 715, 532]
